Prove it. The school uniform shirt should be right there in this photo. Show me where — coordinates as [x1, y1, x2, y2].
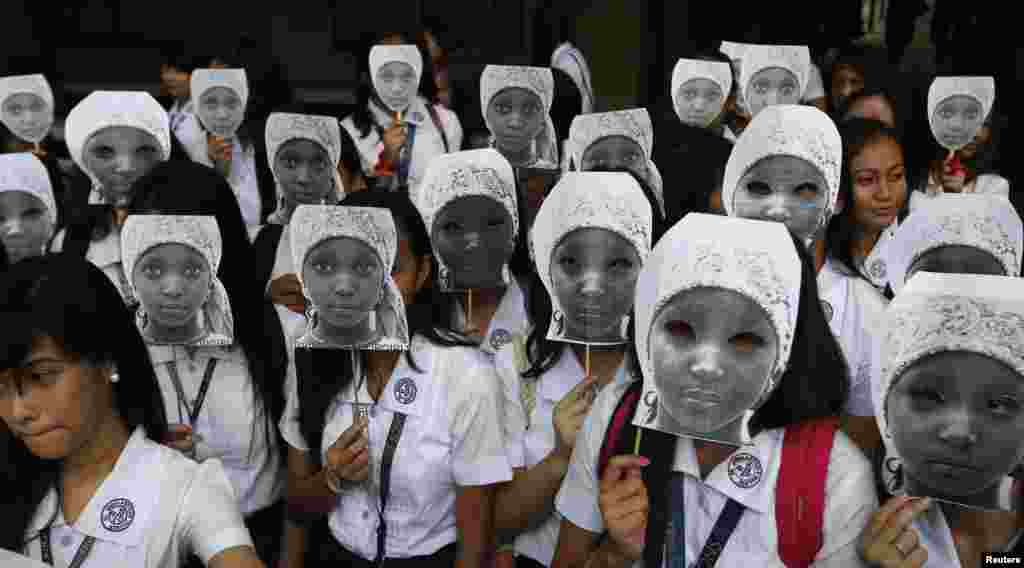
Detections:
[21, 427, 253, 567]
[495, 346, 633, 566]
[279, 334, 514, 560]
[818, 257, 888, 417]
[340, 96, 463, 192]
[188, 138, 264, 229]
[50, 227, 133, 305]
[169, 100, 208, 165]
[0, 549, 47, 568]
[453, 278, 530, 359]
[911, 505, 1024, 567]
[555, 376, 879, 568]
[149, 343, 284, 516]
[909, 173, 1012, 211]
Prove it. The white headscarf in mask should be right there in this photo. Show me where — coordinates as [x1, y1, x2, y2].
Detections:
[875, 272, 1024, 506]
[670, 58, 733, 127]
[369, 44, 424, 115]
[0, 152, 56, 224]
[265, 112, 343, 224]
[412, 148, 519, 291]
[121, 214, 234, 346]
[530, 172, 653, 345]
[0, 74, 55, 144]
[722, 104, 842, 246]
[190, 68, 249, 138]
[289, 204, 409, 351]
[64, 91, 171, 201]
[887, 194, 1022, 293]
[739, 44, 811, 115]
[566, 108, 664, 217]
[632, 213, 801, 443]
[927, 76, 996, 152]
[480, 65, 559, 167]
[551, 42, 595, 115]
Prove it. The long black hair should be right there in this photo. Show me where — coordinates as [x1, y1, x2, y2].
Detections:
[128, 160, 287, 458]
[295, 190, 474, 467]
[825, 118, 907, 285]
[0, 254, 168, 553]
[348, 31, 439, 140]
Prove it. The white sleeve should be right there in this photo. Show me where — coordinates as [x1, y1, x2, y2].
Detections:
[811, 431, 878, 567]
[554, 380, 623, 535]
[279, 332, 310, 452]
[447, 348, 515, 486]
[441, 106, 464, 153]
[50, 228, 66, 252]
[803, 63, 827, 102]
[180, 459, 255, 564]
[495, 345, 527, 469]
[986, 175, 1011, 197]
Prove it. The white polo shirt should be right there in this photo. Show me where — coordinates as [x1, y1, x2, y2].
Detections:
[280, 334, 513, 560]
[149, 343, 284, 516]
[495, 345, 632, 566]
[50, 227, 132, 305]
[555, 377, 878, 567]
[21, 427, 252, 567]
[453, 278, 531, 359]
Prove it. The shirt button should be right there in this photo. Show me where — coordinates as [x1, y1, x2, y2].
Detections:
[370, 406, 377, 418]
[61, 534, 73, 547]
[363, 510, 370, 520]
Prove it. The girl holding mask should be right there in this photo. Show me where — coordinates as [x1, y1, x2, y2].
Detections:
[552, 214, 870, 567]
[280, 195, 511, 568]
[888, 194, 1023, 292]
[51, 91, 171, 304]
[412, 148, 531, 354]
[670, 57, 735, 141]
[255, 112, 343, 332]
[0, 255, 264, 567]
[494, 171, 653, 568]
[341, 42, 462, 193]
[567, 109, 665, 220]
[481, 65, 559, 169]
[861, 273, 1024, 566]
[0, 153, 56, 264]
[189, 68, 276, 230]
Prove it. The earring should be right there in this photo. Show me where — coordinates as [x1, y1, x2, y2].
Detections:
[883, 455, 905, 495]
[110, 370, 120, 383]
[137, 310, 149, 329]
[438, 265, 451, 290]
[619, 314, 631, 339]
[552, 309, 565, 336]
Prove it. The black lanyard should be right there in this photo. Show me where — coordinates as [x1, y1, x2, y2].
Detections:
[374, 412, 407, 567]
[40, 529, 95, 568]
[667, 473, 746, 568]
[165, 358, 219, 427]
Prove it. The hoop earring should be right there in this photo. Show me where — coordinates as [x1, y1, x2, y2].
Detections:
[883, 455, 905, 495]
[137, 310, 149, 329]
[552, 308, 565, 336]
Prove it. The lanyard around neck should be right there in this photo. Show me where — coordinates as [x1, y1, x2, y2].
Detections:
[40, 528, 95, 568]
[165, 357, 219, 427]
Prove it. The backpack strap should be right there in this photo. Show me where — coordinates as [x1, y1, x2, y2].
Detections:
[597, 380, 644, 480]
[253, 223, 285, 290]
[776, 417, 840, 568]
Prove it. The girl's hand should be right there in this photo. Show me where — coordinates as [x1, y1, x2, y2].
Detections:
[858, 495, 931, 567]
[552, 375, 596, 459]
[598, 455, 650, 562]
[163, 423, 197, 455]
[325, 416, 371, 484]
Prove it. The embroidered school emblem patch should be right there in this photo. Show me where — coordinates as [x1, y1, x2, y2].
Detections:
[727, 453, 763, 489]
[490, 328, 512, 351]
[821, 300, 834, 323]
[101, 498, 135, 532]
[394, 377, 417, 405]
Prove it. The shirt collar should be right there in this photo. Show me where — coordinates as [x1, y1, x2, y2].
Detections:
[539, 349, 633, 403]
[334, 336, 433, 418]
[670, 428, 784, 514]
[85, 228, 122, 269]
[28, 427, 160, 547]
[146, 343, 247, 366]
[480, 280, 530, 356]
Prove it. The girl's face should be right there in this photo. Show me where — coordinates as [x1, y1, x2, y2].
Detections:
[274, 140, 334, 206]
[375, 61, 418, 112]
[849, 136, 907, 234]
[830, 64, 865, 112]
[132, 243, 212, 331]
[580, 136, 648, 181]
[908, 245, 1007, 279]
[302, 237, 383, 336]
[845, 95, 896, 129]
[550, 228, 641, 342]
[731, 155, 830, 243]
[745, 67, 800, 116]
[197, 86, 244, 138]
[887, 351, 1024, 500]
[0, 335, 114, 460]
[649, 287, 777, 434]
[0, 191, 51, 263]
[160, 65, 191, 100]
[931, 95, 984, 150]
[81, 126, 163, 207]
[486, 88, 545, 154]
[1, 93, 53, 143]
[432, 195, 515, 289]
[675, 78, 726, 128]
